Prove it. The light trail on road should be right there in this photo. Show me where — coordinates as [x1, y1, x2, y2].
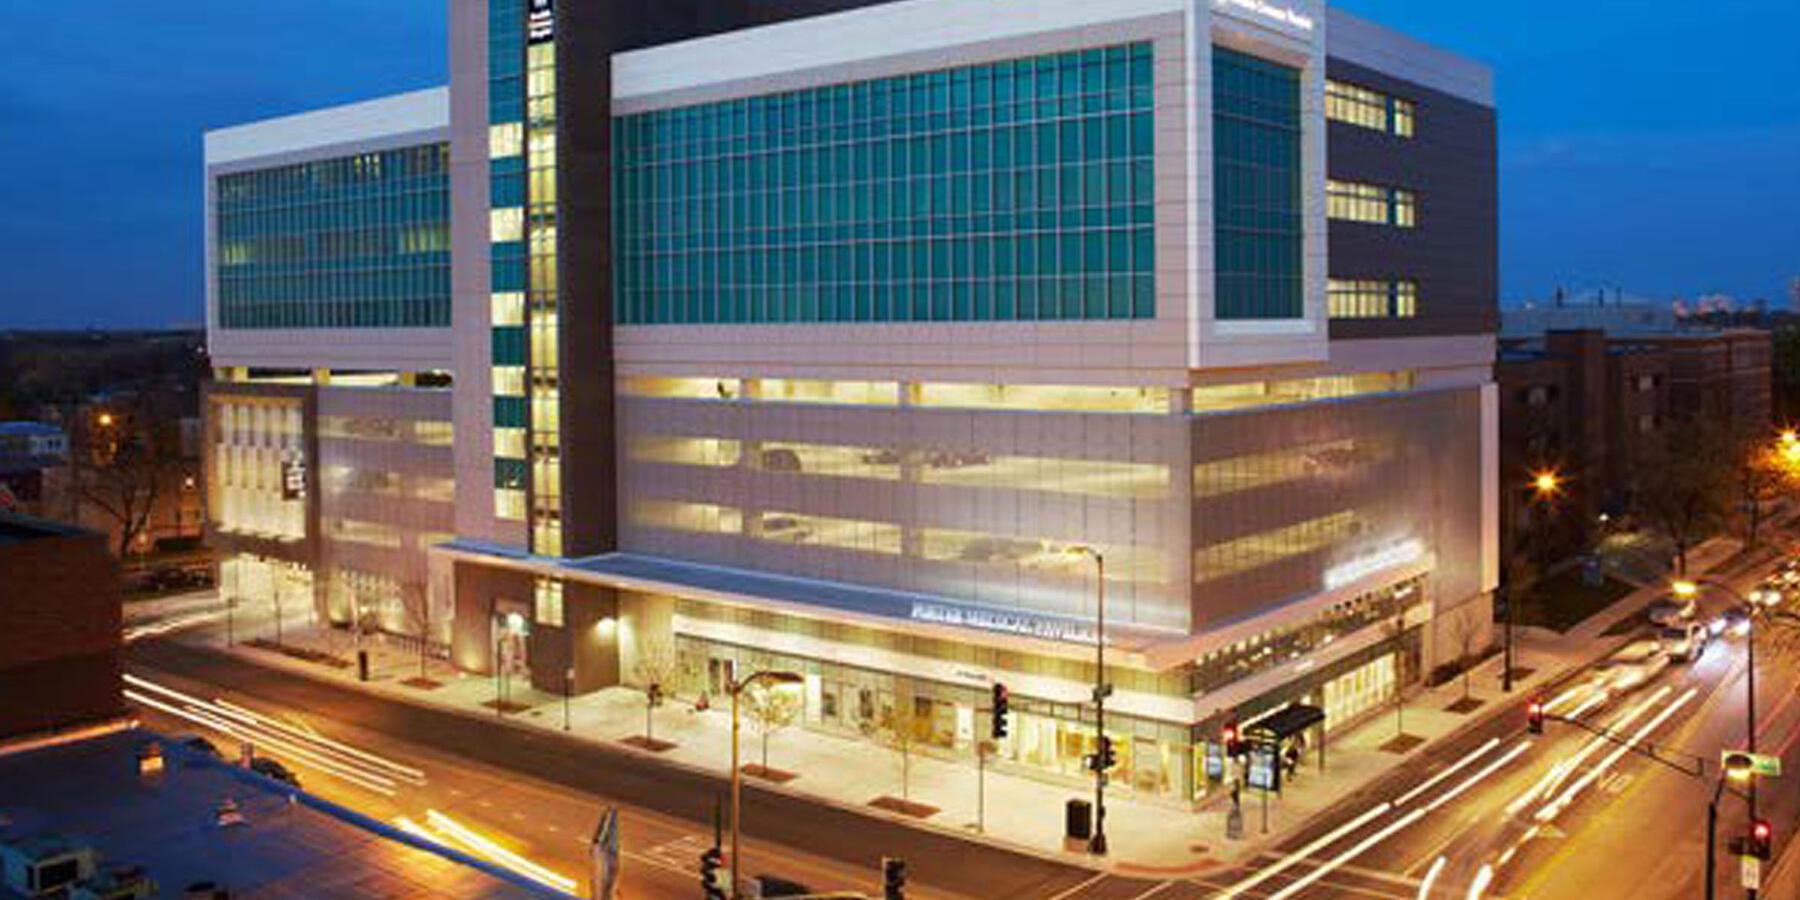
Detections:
[1263, 808, 1428, 900]
[1215, 803, 1393, 900]
[1504, 685, 1673, 818]
[123, 688, 402, 795]
[1535, 686, 1699, 822]
[1416, 856, 1445, 900]
[1394, 738, 1501, 808]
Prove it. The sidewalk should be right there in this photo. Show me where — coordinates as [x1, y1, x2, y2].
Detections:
[155, 540, 1738, 875]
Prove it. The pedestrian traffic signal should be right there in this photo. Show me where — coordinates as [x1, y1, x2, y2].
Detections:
[700, 846, 725, 900]
[1751, 820, 1774, 861]
[1527, 698, 1545, 735]
[882, 856, 907, 900]
[1223, 719, 1242, 757]
[991, 683, 1010, 740]
[1093, 735, 1117, 772]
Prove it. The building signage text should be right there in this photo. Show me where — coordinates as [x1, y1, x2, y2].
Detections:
[1213, 0, 1316, 32]
[1324, 539, 1424, 591]
[910, 601, 1099, 645]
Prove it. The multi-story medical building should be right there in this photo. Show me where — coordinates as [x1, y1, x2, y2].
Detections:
[204, 0, 1497, 807]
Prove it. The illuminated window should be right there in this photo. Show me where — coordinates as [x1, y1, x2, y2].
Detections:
[490, 122, 524, 158]
[534, 578, 564, 627]
[494, 427, 527, 459]
[492, 292, 526, 327]
[628, 436, 743, 468]
[752, 510, 902, 556]
[413, 421, 455, 446]
[1328, 180, 1416, 228]
[759, 379, 897, 406]
[1328, 279, 1419, 319]
[1192, 371, 1416, 414]
[1326, 80, 1416, 138]
[917, 382, 1168, 414]
[492, 366, 527, 397]
[1195, 438, 1395, 498]
[620, 376, 740, 400]
[754, 442, 897, 479]
[495, 487, 527, 521]
[920, 529, 1162, 583]
[632, 501, 743, 536]
[413, 476, 455, 503]
[491, 207, 524, 243]
[1194, 511, 1359, 583]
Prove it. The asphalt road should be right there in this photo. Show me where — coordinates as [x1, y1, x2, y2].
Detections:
[127, 639, 1099, 900]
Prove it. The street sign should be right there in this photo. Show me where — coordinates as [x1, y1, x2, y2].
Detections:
[1722, 750, 1783, 777]
[1742, 854, 1761, 891]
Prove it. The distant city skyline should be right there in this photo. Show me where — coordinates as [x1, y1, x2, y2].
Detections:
[2, 0, 1797, 328]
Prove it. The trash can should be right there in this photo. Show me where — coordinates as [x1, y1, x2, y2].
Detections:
[358, 649, 370, 682]
[1065, 798, 1092, 841]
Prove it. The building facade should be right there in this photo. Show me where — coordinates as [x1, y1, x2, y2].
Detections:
[203, 90, 460, 649]
[206, 0, 1498, 808]
[1496, 323, 1773, 565]
[0, 513, 124, 740]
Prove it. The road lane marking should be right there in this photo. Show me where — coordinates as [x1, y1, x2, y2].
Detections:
[1421, 742, 1529, 813]
[125, 689, 399, 795]
[1264, 808, 1428, 900]
[1394, 738, 1501, 808]
[1463, 864, 1493, 899]
[1215, 803, 1393, 900]
[1127, 881, 1183, 900]
[1044, 872, 1110, 900]
[1535, 687, 1698, 822]
[1416, 856, 1445, 900]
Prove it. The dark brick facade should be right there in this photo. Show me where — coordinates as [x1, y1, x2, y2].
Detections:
[0, 515, 124, 740]
[1325, 58, 1499, 342]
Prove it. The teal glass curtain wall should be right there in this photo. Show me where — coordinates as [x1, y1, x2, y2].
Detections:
[1213, 48, 1302, 320]
[613, 43, 1157, 325]
[215, 145, 451, 329]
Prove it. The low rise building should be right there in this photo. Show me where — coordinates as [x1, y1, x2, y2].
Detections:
[0, 513, 123, 741]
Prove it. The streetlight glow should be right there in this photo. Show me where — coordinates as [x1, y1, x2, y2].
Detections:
[1531, 470, 1562, 496]
[1672, 580, 1698, 600]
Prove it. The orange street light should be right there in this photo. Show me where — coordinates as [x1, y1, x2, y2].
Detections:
[96, 412, 115, 428]
[1531, 470, 1562, 497]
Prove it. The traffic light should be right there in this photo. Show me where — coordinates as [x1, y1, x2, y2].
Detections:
[1223, 719, 1242, 757]
[700, 846, 725, 900]
[882, 856, 907, 900]
[1527, 698, 1545, 735]
[1092, 735, 1117, 772]
[991, 683, 1010, 740]
[1751, 819, 1774, 861]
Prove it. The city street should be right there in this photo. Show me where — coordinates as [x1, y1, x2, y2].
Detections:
[125, 555, 1800, 900]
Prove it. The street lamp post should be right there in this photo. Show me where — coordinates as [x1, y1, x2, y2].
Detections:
[1708, 754, 1756, 900]
[728, 670, 803, 899]
[1069, 545, 1109, 856]
[1675, 576, 1779, 896]
[1507, 470, 1563, 693]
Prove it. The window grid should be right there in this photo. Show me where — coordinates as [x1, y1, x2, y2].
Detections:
[1325, 80, 1416, 138]
[1213, 48, 1303, 320]
[613, 43, 1158, 325]
[1328, 279, 1419, 319]
[1327, 179, 1417, 228]
[215, 145, 450, 329]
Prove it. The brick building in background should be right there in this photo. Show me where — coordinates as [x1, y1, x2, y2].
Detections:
[1496, 319, 1772, 565]
[0, 513, 125, 740]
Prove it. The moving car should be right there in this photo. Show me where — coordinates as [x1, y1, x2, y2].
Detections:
[1592, 638, 1670, 694]
[1646, 596, 1698, 627]
[1660, 622, 1709, 662]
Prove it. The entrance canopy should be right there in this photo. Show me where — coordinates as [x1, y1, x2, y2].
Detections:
[1245, 704, 1325, 743]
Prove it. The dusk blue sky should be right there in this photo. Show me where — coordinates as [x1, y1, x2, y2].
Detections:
[3, 1, 1797, 328]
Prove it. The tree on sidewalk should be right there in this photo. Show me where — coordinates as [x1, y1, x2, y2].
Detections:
[744, 680, 802, 774]
[631, 639, 680, 745]
[1384, 611, 1411, 737]
[1450, 606, 1481, 701]
[883, 704, 922, 801]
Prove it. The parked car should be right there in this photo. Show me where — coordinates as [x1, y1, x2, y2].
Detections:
[1646, 596, 1698, 627]
[249, 756, 300, 788]
[1660, 622, 1710, 662]
[761, 448, 804, 472]
[174, 733, 222, 760]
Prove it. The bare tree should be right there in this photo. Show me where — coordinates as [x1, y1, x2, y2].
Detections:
[1631, 413, 1734, 574]
[1384, 611, 1410, 736]
[631, 640, 680, 744]
[69, 398, 182, 559]
[1450, 607, 1480, 701]
[743, 680, 803, 773]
